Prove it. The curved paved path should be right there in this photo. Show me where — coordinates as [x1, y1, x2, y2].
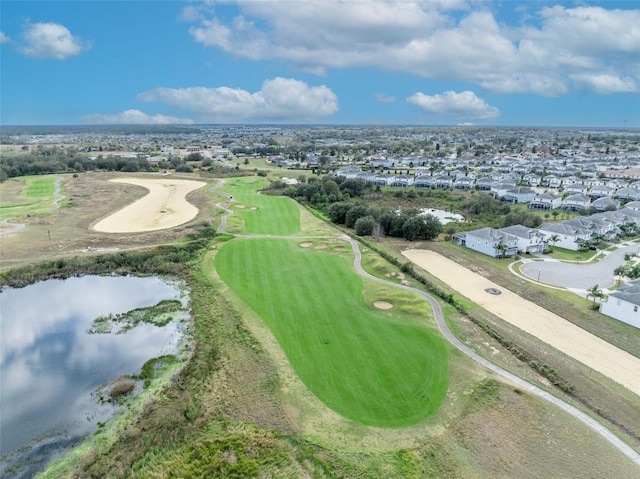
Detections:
[520, 243, 639, 289]
[212, 184, 640, 468]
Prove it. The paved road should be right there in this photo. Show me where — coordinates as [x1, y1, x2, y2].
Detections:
[212, 185, 640, 467]
[520, 243, 639, 289]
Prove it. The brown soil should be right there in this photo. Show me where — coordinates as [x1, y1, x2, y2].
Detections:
[314, 242, 328, 249]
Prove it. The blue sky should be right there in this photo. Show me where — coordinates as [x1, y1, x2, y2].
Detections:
[1, 1, 639, 126]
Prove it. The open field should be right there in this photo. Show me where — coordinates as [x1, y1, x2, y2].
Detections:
[215, 238, 448, 427]
[93, 178, 206, 233]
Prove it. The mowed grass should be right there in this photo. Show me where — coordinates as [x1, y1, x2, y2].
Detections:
[222, 177, 300, 235]
[25, 176, 56, 197]
[0, 175, 59, 221]
[216, 238, 449, 427]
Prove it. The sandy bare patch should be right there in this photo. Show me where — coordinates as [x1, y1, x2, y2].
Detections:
[314, 242, 328, 249]
[93, 178, 206, 233]
[234, 204, 246, 209]
[373, 301, 393, 310]
[300, 242, 313, 248]
[403, 249, 640, 396]
[249, 206, 258, 210]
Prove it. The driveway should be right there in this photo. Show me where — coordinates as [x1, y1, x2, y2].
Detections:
[520, 243, 639, 290]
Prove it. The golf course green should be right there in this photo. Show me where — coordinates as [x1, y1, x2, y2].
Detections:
[215, 238, 449, 427]
[223, 177, 300, 235]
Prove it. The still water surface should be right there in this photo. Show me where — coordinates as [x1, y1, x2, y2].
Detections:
[0, 275, 185, 477]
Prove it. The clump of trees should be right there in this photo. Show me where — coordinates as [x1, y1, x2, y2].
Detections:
[329, 202, 442, 241]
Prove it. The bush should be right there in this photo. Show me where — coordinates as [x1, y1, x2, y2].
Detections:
[354, 215, 376, 236]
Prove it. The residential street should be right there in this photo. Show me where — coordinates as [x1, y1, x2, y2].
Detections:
[520, 243, 640, 290]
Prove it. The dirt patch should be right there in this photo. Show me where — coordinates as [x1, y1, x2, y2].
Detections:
[250, 206, 258, 210]
[403, 249, 640, 396]
[93, 178, 206, 233]
[300, 242, 313, 248]
[314, 242, 328, 249]
[373, 301, 393, 310]
[235, 204, 246, 209]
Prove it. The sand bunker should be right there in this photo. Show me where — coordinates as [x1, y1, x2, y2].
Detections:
[93, 178, 206, 233]
[314, 243, 328, 249]
[300, 242, 313, 248]
[374, 301, 393, 310]
[235, 204, 246, 209]
[403, 249, 640, 397]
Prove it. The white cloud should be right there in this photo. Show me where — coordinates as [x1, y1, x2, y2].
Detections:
[407, 91, 500, 120]
[0, 32, 10, 44]
[82, 109, 194, 125]
[184, 2, 640, 96]
[19, 22, 89, 59]
[137, 77, 338, 122]
[375, 93, 396, 103]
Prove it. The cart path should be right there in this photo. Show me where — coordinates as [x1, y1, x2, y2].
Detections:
[212, 182, 640, 467]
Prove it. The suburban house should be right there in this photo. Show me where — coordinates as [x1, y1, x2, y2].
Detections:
[600, 280, 640, 329]
[615, 187, 640, 201]
[392, 175, 414, 187]
[625, 201, 640, 212]
[434, 174, 454, 189]
[592, 197, 620, 212]
[589, 185, 615, 198]
[452, 227, 519, 258]
[528, 192, 562, 210]
[564, 183, 589, 195]
[414, 176, 434, 188]
[523, 173, 542, 186]
[584, 177, 605, 188]
[491, 181, 517, 198]
[538, 222, 591, 251]
[476, 177, 494, 190]
[374, 173, 395, 186]
[499, 225, 546, 253]
[454, 176, 474, 189]
[503, 187, 536, 204]
[562, 194, 591, 211]
[543, 175, 563, 188]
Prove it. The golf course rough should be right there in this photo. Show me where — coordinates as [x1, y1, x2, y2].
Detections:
[216, 238, 449, 427]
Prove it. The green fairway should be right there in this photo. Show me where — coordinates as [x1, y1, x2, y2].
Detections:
[215, 239, 449, 427]
[0, 175, 60, 221]
[222, 177, 300, 235]
[25, 176, 56, 197]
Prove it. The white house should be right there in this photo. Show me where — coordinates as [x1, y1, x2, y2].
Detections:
[538, 222, 591, 251]
[503, 187, 536, 204]
[599, 280, 640, 329]
[592, 197, 620, 212]
[529, 192, 562, 210]
[453, 227, 519, 257]
[500, 225, 546, 253]
[562, 194, 591, 211]
[589, 185, 615, 198]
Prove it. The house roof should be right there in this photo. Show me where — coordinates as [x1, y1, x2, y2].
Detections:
[608, 280, 640, 307]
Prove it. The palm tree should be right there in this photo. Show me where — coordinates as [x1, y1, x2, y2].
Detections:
[613, 265, 626, 285]
[548, 234, 560, 251]
[495, 242, 508, 259]
[586, 284, 604, 307]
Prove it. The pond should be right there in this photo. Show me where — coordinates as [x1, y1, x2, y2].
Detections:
[0, 275, 188, 478]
